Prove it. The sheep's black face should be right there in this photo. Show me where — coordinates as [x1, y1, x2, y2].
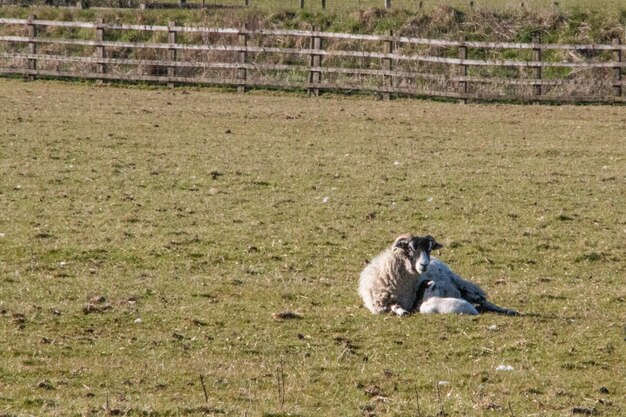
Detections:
[412, 236, 437, 274]
[393, 234, 443, 274]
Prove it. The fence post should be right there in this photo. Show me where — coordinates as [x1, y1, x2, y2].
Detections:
[96, 17, 105, 82]
[458, 35, 468, 104]
[309, 27, 322, 97]
[237, 26, 248, 93]
[168, 21, 177, 88]
[321, 0, 326, 9]
[27, 14, 37, 81]
[532, 34, 542, 98]
[384, 0, 391, 9]
[382, 30, 393, 100]
[612, 38, 622, 99]
[300, 0, 304, 8]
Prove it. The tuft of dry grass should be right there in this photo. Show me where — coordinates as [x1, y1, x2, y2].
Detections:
[0, 78, 624, 416]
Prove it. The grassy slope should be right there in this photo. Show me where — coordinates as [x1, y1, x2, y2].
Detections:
[10, 0, 626, 12]
[1, 2, 625, 42]
[0, 79, 625, 416]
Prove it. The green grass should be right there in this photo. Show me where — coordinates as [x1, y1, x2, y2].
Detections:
[34, 0, 626, 13]
[236, 0, 626, 13]
[0, 79, 625, 416]
[2, 2, 625, 47]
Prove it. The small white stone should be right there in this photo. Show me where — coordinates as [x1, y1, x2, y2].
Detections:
[394, 161, 401, 166]
[134, 318, 142, 324]
[0, 233, 5, 238]
[488, 324, 498, 331]
[322, 196, 330, 204]
[59, 261, 67, 267]
[496, 365, 514, 372]
[437, 381, 449, 386]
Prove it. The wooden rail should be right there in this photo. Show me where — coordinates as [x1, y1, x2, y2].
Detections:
[0, 17, 624, 103]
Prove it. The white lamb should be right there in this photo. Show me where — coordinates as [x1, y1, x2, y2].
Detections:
[418, 280, 479, 315]
[359, 233, 517, 316]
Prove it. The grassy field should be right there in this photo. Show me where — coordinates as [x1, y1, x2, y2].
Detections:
[190, 0, 626, 13]
[0, 78, 624, 416]
[10, 0, 626, 12]
[2, 1, 625, 48]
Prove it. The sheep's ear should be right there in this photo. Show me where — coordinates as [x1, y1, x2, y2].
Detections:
[392, 234, 413, 252]
[426, 235, 444, 251]
[426, 281, 435, 288]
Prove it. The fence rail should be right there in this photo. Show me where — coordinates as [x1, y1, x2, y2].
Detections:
[0, 17, 624, 102]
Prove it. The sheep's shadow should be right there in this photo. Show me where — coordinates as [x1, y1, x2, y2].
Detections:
[511, 311, 585, 321]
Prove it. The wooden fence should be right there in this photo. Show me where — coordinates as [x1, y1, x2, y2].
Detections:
[0, 17, 624, 103]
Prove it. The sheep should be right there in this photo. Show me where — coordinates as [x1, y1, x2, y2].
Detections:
[359, 233, 518, 316]
[358, 234, 443, 316]
[417, 280, 479, 315]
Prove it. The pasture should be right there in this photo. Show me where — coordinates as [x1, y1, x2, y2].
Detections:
[0, 78, 624, 416]
[5, 0, 624, 13]
[198, 0, 626, 13]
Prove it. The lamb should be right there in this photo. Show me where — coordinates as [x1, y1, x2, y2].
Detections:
[358, 234, 443, 316]
[417, 280, 479, 315]
[416, 255, 518, 316]
[359, 233, 518, 316]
